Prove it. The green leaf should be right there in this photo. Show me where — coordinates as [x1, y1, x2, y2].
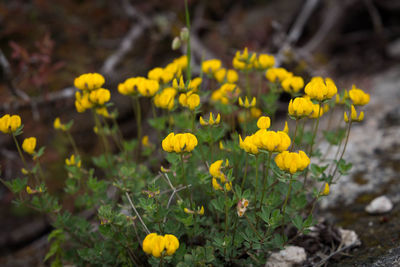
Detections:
[5, 177, 28, 194]
[292, 215, 303, 230]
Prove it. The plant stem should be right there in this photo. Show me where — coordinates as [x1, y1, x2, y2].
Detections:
[290, 119, 299, 151]
[260, 152, 272, 209]
[303, 103, 321, 187]
[133, 96, 142, 162]
[180, 154, 193, 209]
[184, 0, 191, 80]
[224, 188, 229, 258]
[66, 131, 79, 157]
[281, 175, 293, 234]
[244, 213, 263, 240]
[331, 120, 352, 181]
[245, 70, 251, 98]
[125, 192, 150, 234]
[253, 155, 259, 206]
[240, 153, 249, 191]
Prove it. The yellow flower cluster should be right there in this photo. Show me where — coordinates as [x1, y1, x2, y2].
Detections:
[348, 85, 370, 106]
[184, 206, 204, 215]
[304, 77, 337, 101]
[148, 55, 187, 83]
[233, 47, 256, 70]
[22, 137, 36, 155]
[178, 92, 200, 110]
[162, 132, 198, 153]
[275, 150, 310, 174]
[142, 233, 179, 258]
[215, 68, 239, 84]
[202, 59, 222, 76]
[266, 68, 292, 83]
[65, 154, 81, 168]
[344, 105, 364, 122]
[74, 73, 111, 114]
[238, 96, 256, 108]
[288, 97, 313, 118]
[118, 77, 159, 97]
[199, 112, 221, 126]
[0, 114, 21, 134]
[282, 76, 304, 94]
[74, 73, 105, 91]
[211, 83, 241, 104]
[254, 54, 275, 70]
[321, 183, 330, 196]
[209, 160, 232, 191]
[240, 128, 291, 155]
[154, 87, 177, 110]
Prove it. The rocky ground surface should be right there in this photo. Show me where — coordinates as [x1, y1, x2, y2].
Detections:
[316, 65, 400, 266]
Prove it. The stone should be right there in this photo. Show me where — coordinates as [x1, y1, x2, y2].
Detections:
[266, 246, 307, 267]
[338, 228, 361, 247]
[365, 196, 393, 214]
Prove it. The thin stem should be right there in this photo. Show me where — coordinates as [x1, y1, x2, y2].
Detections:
[245, 70, 251, 98]
[331, 120, 352, 181]
[290, 119, 299, 151]
[303, 103, 321, 187]
[184, 0, 192, 80]
[180, 154, 193, 208]
[260, 152, 272, 209]
[133, 96, 142, 162]
[223, 188, 229, 258]
[12, 133, 27, 168]
[240, 153, 249, 191]
[125, 192, 150, 234]
[253, 155, 259, 206]
[159, 252, 164, 267]
[244, 213, 263, 240]
[281, 175, 293, 234]
[66, 131, 79, 157]
[191, 110, 195, 132]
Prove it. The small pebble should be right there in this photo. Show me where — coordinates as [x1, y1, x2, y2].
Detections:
[365, 196, 393, 214]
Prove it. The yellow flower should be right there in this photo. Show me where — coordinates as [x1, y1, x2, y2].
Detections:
[288, 97, 313, 118]
[138, 79, 159, 97]
[238, 96, 256, 108]
[309, 102, 325, 119]
[252, 130, 291, 153]
[179, 92, 200, 110]
[75, 91, 93, 113]
[173, 76, 186, 91]
[202, 59, 222, 75]
[164, 234, 179, 256]
[188, 77, 202, 92]
[304, 77, 337, 101]
[335, 90, 349, 105]
[348, 85, 370, 106]
[209, 160, 225, 180]
[53, 117, 67, 131]
[282, 76, 304, 94]
[344, 105, 364, 122]
[199, 112, 221, 126]
[233, 47, 256, 70]
[239, 134, 259, 155]
[118, 77, 145, 95]
[0, 114, 21, 134]
[65, 154, 81, 168]
[154, 88, 177, 110]
[22, 137, 36, 155]
[256, 116, 271, 129]
[211, 83, 241, 104]
[275, 150, 310, 174]
[215, 68, 239, 83]
[26, 186, 35, 194]
[147, 67, 164, 82]
[321, 183, 330, 196]
[89, 88, 111, 105]
[254, 54, 275, 70]
[142, 135, 151, 147]
[266, 68, 292, 83]
[162, 132, 198, 153]
[198, 206, 205, 215]
[143, 233, 179, 258]
[283, 121, 289, 134]
[74, 73, 105, 91]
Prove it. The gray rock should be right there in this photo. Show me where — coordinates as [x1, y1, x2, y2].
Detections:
[338, 228, 361, 247]
[266, 246, 307, 267]
[365, 196, 393, 214]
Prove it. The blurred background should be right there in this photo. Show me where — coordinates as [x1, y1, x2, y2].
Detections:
[0, 0, 400, 265]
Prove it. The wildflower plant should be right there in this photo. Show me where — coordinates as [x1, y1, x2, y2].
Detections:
[0, 2, 371, 266]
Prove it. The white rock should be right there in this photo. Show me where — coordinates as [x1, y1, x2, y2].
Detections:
[266, 246, 307, 267]
[338, 228, 361, 247]
[365, 195, 393, 214]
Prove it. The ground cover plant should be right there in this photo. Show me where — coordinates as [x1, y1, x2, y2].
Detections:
[0, 4, 370, 266]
